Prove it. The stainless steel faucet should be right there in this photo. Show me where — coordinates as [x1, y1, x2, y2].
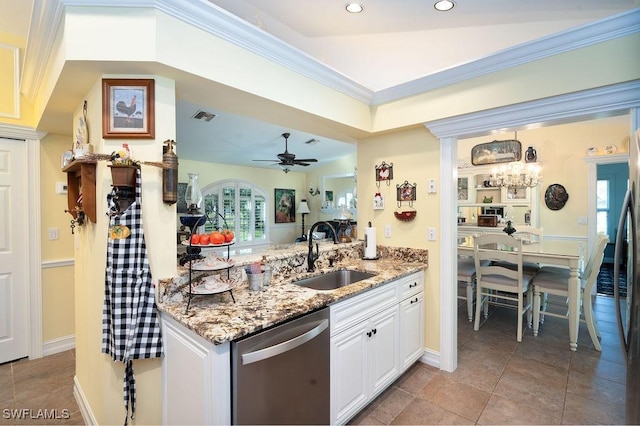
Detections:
[307, 221, 338, 272]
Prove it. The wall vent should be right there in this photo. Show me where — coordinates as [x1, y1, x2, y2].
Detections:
[192, 110, 217, 122]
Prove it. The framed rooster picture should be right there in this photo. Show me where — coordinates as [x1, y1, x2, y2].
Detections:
[102, 79, 155, 139]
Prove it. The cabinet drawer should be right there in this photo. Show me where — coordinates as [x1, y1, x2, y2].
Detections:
[398, 271, 423, 300]
[330, 283, 398, 336]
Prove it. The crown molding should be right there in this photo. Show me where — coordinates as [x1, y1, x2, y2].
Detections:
[21, 0, 65, 103]
[21, 2, 639, 107]
[0, 123, 47, 140]
[425, 80, 640, 139]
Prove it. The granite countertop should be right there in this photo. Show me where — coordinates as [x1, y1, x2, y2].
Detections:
[158, 242, 427, 345]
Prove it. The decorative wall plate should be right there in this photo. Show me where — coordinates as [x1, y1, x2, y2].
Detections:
[605, 145, 617, 154]
[544, 183, 569, 210]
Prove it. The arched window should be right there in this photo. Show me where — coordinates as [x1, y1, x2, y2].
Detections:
[200, 180, 268, 248]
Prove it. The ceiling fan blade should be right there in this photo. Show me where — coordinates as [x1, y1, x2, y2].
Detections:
[253, 159, 279, 162]
[295, 162, 311, 166]
[293, 158, 317, 163]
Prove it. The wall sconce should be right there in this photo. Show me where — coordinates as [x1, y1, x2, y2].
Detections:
[309, 186, 320, 196]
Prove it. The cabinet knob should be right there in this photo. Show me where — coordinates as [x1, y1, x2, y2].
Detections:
[366, 331, 372, 338]
[410, 297, 418, 304]
[409, 282, 417, 288]
[372, 328, 377, 335]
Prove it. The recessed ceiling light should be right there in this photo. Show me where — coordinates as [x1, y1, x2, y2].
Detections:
[345, 3, 364, 13]
[434, 0, 455, 11]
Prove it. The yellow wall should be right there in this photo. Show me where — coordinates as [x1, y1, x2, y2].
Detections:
[0, 32, 36, 126]
[40, 134, 76, 342]
[357, 127, 441, 351]
[458, 116, 630, 237]
[73, 75, 176, 425]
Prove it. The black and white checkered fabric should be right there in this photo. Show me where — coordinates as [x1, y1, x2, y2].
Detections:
[102, 169, 163, 423]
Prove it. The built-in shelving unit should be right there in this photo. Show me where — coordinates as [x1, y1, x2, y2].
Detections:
[62, 159, 97, 223]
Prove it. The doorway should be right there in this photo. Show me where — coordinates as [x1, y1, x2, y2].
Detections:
[596, 162, 628, 296]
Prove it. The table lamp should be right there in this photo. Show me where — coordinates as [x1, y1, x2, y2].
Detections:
[296, 199, 311, 241]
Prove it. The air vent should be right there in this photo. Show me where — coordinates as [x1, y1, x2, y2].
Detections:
[192, 110, 216, 122]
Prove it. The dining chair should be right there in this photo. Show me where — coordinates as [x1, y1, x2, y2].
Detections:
[493, 226, 544, 274]
[457, 256, 476, 322]
[531, 233, 609, 350]
[473, 233, 533, 342]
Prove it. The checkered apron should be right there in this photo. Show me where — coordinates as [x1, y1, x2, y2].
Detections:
[102, 169, 163, 424]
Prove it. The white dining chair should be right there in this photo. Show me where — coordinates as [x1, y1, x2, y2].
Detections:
[473, 233, 533, 342]
[458, 256, 476, 322]
[531, 233, 609, 351]
[493, 226, 544, 274]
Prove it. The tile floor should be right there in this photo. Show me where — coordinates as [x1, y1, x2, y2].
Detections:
[0, 350, 82, 425]
[350, 294, 627, 425]
[0, 295, 627, 426]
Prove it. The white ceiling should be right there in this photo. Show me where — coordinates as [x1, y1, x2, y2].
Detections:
[4, 0, 639, 170]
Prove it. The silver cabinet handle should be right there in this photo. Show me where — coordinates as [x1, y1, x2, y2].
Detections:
[241, 319, 329, 365]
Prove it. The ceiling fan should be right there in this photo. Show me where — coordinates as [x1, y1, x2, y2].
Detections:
[253, 132, 318, 172]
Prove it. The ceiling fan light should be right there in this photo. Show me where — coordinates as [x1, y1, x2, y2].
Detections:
[345, 3, 364, 13]
[434, 0, 455, 11]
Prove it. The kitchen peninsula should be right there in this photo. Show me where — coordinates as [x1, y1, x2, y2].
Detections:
[158, 240, 428, 425]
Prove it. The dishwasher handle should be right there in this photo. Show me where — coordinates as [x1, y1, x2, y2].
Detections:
[241, 319, 329, 365]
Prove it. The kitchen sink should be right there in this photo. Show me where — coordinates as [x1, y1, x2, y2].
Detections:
[293, 269, 377, 291]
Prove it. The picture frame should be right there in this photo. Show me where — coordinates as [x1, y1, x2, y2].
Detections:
[274, 188, 296, 223]
[102, 79, 155, 139]
[471, 139, 522, 166]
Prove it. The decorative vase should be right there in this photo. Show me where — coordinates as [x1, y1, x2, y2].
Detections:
[525, 146, 537, 163]
[109, 164, 138, 188]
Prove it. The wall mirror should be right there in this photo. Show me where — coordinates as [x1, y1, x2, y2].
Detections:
[322, 172, 357, 217]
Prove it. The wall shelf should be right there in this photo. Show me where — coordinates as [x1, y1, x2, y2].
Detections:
[62, 159, 97, 223]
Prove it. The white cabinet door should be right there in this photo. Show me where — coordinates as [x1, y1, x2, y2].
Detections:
[368, 305, 400, 397]
[331, 320, 369, 424]
[400, 293, 424, 369]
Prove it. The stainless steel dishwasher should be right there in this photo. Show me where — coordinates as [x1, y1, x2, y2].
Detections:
[231, 307, 330, 425]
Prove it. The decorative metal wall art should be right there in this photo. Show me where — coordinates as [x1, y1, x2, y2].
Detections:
[375, 161, 393, 187]
[396, 181, 416, 207]
[544, 183, 569, 210]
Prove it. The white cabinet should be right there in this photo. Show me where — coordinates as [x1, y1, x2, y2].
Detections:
[330, 271, 424, 425]
[330, 305, 399, 424]
[162, 315, 231, 425]
[400, 292, 424, 369]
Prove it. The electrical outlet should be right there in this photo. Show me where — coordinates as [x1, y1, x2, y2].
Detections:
[427, 179, 437, 194]
[578, 216, 588, 225]
[384, 224, 392, 238]
[428, 227, 436, 241]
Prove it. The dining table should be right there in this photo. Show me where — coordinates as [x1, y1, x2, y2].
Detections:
[458, 235, 584, 351]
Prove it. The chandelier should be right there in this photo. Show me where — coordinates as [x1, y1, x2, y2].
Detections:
[490, 162, 542, 188]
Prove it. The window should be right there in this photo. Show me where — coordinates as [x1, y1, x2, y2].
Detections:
[201, 180, 268, 247]
[596, 179, 609, 235]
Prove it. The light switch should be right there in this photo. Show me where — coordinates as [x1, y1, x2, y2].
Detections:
[428, 227, 436, 241]
[48, 227, 59, 240]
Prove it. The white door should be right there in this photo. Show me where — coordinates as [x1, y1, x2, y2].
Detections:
[0, 138, 28, 363]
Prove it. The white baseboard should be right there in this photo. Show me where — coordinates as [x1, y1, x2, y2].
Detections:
[43, 335, 75, 356]
[74, 375, 97, 425]
[419, 348, 440, 369]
